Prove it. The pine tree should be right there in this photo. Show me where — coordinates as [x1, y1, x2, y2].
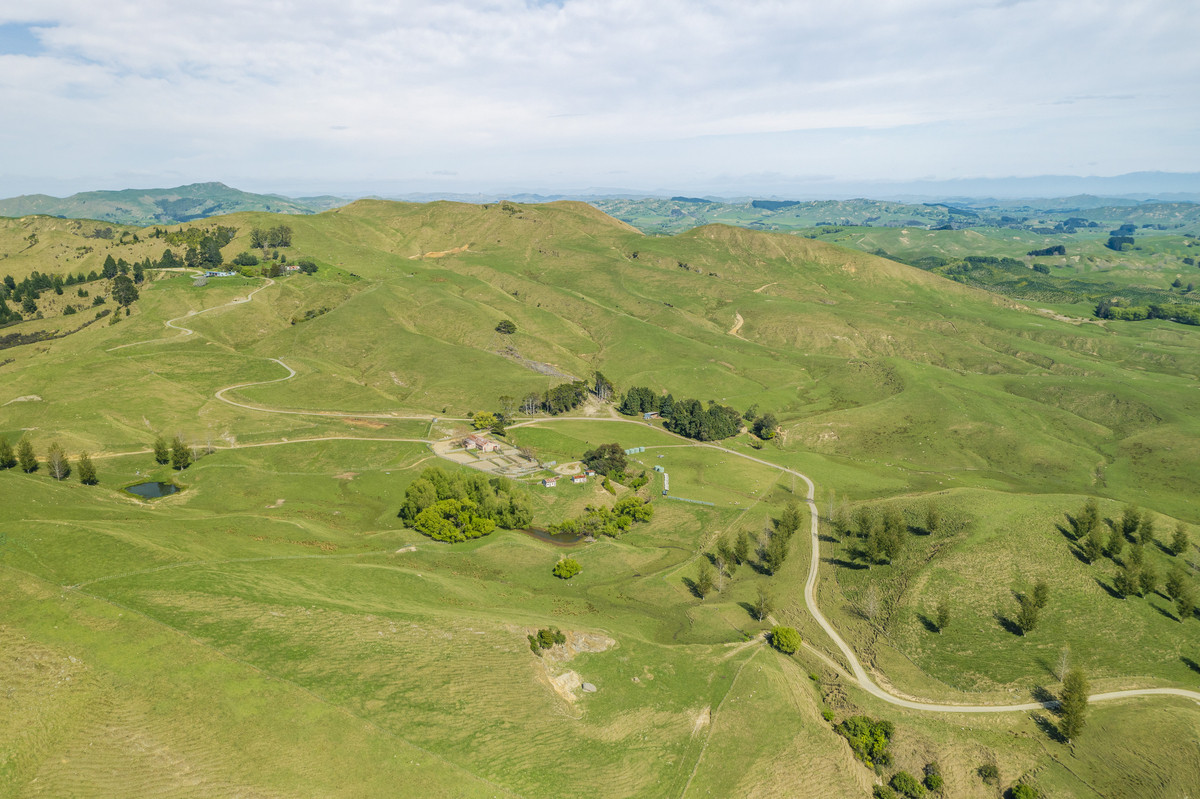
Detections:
[1172, 522, 1190, 556]
[1082, 525, 1105, 563]
[1059, 668, 1090, 742]
[1139, 514, 1157, 547]
[153, 435, 170, 465]
[77, 452, 98, 485]
[0, 436, 16, 469]
[694, 560, 716, 598]
[1120, 504, 1141, 541]
[1138, 561, 1158, 597]
[171, 436, 191, 470]
[733, 530, 751, 565]
[1015, 593, 1040, 635]
[763, 532, 790, 575]
[1113, 561, 1140, 597]
[935, 598, 951, 632]
[1105, 525, 1125, 560]
[1032, 579, 1050, 609]
[17, 438, 37, 472]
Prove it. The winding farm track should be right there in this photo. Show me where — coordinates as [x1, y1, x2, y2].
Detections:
[110, 273, 1200, 715]
[107, 273, 276, 351]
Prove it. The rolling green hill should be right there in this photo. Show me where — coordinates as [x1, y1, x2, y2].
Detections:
[2, 200, 1199, 798]
[0, 181, 348, 225]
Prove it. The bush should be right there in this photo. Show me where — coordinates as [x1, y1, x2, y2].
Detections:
[1009, 786, 1040, 799]
[552, 558, 581, 580]
[923, 762, 943, 791]
[889, 771, 925, 798]
[527, 627, 565, 654]
[495, 319, 517, 334]
[231, 251, 259, 266]
[873, 787, 896, 799]
[822, 708, 835, 723]
[978, 763, 999, 784]
[769, 626, 800, 654]
[835, 716, 894, 768]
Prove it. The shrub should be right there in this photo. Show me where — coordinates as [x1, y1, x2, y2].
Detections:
[553, 558, 581, 580]
[527, 626, 565, 654]
[978, 763, 999, 784]
[889, 771, 925, 798]
[769, 626, 800, 654]
[1009, 786, 1040, 799]
[495, 319, 517, 334]
[822, 708, 835, 723]
[923, 762, 943, 791]
[873, 787, 896, 799]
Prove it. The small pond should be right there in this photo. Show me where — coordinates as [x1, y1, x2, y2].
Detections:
[520, 527, 585, 546]
[125, 481, 180, 499]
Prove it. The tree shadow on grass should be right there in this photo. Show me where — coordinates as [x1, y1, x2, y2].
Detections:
[1066, 545, 1093, 566]
[1150, 602, 1179, 622]
[1153, 540, 1176, 557]
[1032, 713, 1066, 744]
[824, 557, 868, 571]
[995, 613, 1023, 637]
[1182, 656, 1200, 675]
[1094, 577, 1124, 600]
[1031, 685, 1058, 708]
[818, 533, 839, 543]
[737, 601, 765, 621]
[1061, 514, 1079, 540]
[916, 613, 940, 634]
[681, 577, 705, 599]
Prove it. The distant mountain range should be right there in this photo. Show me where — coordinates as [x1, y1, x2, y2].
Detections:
[0, 182, 349, 226]
[2, 173, 1198, 227]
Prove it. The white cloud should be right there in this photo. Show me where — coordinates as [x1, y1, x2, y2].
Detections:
[0, 0, 1197, 194]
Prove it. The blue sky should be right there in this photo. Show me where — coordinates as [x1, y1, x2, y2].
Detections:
[1, 0, 1198, 197]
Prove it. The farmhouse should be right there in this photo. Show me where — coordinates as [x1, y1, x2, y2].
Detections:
[464, 434, 500, 452]
[571, 474, 587, 484]
[583, 469, 597, 477]
[541, 477, 558, 487]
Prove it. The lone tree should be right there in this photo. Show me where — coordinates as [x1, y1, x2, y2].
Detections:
[0, 437, 16, 469]
[153, 435, 170, 465]
[1032, 579, 1050, 610]
[46, 443, 70, 480]
[769, 626, 800, 655]
[1015, 593, 1040, 635]
[17, 438, 38, 473]
[77, 452, 98, 485]
[552, 558, 581, 580]
[495, 319, 517, 334]
[1059, 668, 1090, 742]
[171, 436, 191, 470]
[935, 598, 951, 632]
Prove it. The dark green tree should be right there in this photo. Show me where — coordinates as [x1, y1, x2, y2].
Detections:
[1059, 668, 1090, 741]
[1032, 579, 1050, 610]
[1138, 561, 1158, 597]
[694, 560, 716, 598]
[112, 274, 139, 306]
[777, 501, 804, 539]
[250, 228, 267, 249]
[1106, 523, 1125, 560]
[733, 530, 751, 565]
[1015, 593, 1039, 635]
[102, 254, 118, 279]
[715, 534, 737, 575]
[1113, 561, 1141, 597]
[0, 437, 15, 469]
[1075, 498, 1100, 539]
[153, 435, 170, 465]
[1171, 522, 1190, 556]
[21, 294, 36, 314]
[753, 412, 778, 439]
[1138, 514, 1157, 547]
[888, 771, 925, 799]
[935, 598, 951, 632]
[924, 502, 941, 535]
[763, 532, 790, 575]
[77, 452, 98, 485]
[495, 319, 517, 334]
[17, 438, 37, 472]
[1082, 524, 1105, 563]
[171, 436, 191, 470]
[581, 443, 626, 475]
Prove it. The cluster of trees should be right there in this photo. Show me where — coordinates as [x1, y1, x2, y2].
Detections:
[0, 437, 97, 484]
[1, 266, 142, 323]
[527, 627, 565, 654]
[153, 435, 202, 471]
[1028, 245, 1066, 257]
[510, 380, 591, 417]
[547, 495, 653, 539]
[835, 504, 912, 565]
[1011, 579, 1051, 635]
[580, 443, 626, 476]
[664, 398, 744, 441]
[741, 404, 778, 440]
[249, 226, 293, 249]
[398, 466, 533, 541]
[1094, 298, 1200, 326]
[694, 502, 804, 601]
[1069, 499, 1196, 621]
[1106, 235, 1136, 251]
[162, 224, 237, 250]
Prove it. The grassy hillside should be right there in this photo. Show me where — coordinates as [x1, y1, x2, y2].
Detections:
[2, 199, 1199, 797]
[0, 181, 347, 226]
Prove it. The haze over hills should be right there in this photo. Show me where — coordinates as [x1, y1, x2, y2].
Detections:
[0, 182, 349, 226]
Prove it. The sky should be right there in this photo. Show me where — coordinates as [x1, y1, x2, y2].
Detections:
[1, 0, 1198, 198]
